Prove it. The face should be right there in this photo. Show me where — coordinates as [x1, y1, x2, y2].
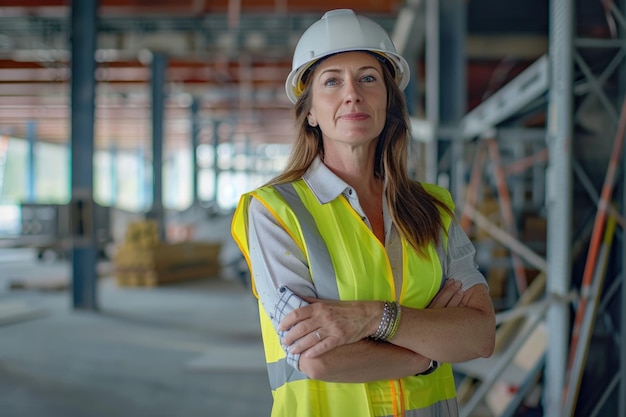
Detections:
[306, 51, 388, 151]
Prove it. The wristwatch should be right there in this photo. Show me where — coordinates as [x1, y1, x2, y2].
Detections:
[416, 359, 439, 376]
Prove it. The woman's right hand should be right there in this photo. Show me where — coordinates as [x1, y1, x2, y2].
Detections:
[279, 298, 382, 358]
[427, 279, 465, 308]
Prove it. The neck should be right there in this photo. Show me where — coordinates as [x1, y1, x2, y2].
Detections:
[322, 152, 382, 197]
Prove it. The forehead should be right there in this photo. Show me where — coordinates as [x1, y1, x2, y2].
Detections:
[314, 51, 383, 73]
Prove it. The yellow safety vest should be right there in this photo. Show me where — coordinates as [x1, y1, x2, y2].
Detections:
[232, 179, 458, 417]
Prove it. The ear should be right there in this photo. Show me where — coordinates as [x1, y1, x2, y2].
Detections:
[307, 113, 318, 127]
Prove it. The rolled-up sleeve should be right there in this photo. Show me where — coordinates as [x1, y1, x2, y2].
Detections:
[247, 197, 317, 369]
[445, 221, 488, 290]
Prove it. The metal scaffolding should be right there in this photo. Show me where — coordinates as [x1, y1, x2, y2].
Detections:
[412, 0, 626, 415]
[545, 0, 574, 415]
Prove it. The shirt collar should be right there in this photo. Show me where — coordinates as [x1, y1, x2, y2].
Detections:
[302, 157, 351, 204]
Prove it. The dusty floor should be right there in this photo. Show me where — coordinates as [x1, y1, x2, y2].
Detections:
[0, 248, 272, 417]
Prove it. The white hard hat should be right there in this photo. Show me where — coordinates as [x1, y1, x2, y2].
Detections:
[285, 9, 410, 104]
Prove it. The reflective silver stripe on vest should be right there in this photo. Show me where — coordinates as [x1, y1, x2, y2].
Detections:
[267, 357, 308, 390]
[273, 182, 340, 300]
[380, 397, 458, 417]
[265, 183, 341, 392]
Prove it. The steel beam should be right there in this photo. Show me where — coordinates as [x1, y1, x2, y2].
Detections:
[545, 0, 574, 415]
[148, 52, 167, 242]
[424, 0, 439, 184]
[190, 96, 200, 206]
[69, 0, 99, 310]
[440, 0, 466, 204]
[26, 121, 36, 202]
[461, 55, 549, 140]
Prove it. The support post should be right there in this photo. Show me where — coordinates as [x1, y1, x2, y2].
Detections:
[438, 0, 466, 203]
[69, 0, 99, 310]
[545, 0, 574, 414]
[212, 120, 220, 204]
[148, 52, 167, 242]
[26, 121, 36, 202]
[190, 97, 200, 207]
[109, 143, 118, 206]
[424, 0, 439, 184]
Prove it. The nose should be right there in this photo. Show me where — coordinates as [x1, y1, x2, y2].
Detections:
[343, 78, 362, 103]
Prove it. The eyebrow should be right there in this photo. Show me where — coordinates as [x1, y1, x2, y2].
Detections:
[318, 65, 381, 78]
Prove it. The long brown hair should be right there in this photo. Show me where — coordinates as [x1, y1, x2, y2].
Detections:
[268, 52, 452, 254]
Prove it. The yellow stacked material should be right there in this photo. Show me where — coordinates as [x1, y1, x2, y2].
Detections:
[114, 221, 222, 287]
[124, 220, 159, 248]
[115, 242, 222, 287]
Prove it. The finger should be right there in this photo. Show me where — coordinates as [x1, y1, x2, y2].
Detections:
[445, 279, 462, 291]
[428, 280, 462, 308]
[287, 330, 325, 355]
[446, 287, 464, 307]
[301, 296, 322, 304]
[278, 305, 313, 331]
[302, 337, 338, 358]
[281, 321, 314, 346]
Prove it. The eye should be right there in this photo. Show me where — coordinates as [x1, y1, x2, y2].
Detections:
[323, 77, 339, 87]
[360, 74, 377, 83]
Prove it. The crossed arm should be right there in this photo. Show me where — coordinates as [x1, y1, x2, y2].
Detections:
[279, 279, 495, 383]
[247, 197, 496, 383]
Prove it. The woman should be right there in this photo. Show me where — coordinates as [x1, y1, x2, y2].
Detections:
[232, 9, 495, 417]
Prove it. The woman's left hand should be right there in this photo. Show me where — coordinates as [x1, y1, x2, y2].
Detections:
[278, 298, 382, 358]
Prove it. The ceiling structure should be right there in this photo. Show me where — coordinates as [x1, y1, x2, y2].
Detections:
[0, 0, 560, 152]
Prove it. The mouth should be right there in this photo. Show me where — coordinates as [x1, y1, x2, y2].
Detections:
[340, 112, 369, 121]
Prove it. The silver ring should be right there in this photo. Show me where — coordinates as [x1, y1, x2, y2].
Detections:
[315, 330, 321, 341]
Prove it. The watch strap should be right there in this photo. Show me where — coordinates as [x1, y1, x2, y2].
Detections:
[416, 359, 439, 376]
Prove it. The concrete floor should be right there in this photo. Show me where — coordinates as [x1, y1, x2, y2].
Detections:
[0, 248, 273, 417]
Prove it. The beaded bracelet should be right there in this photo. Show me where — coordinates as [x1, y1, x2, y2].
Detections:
[371, 301, 402, 341]
[371, 301, 391, 340]
[387, 302, 402, 340]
